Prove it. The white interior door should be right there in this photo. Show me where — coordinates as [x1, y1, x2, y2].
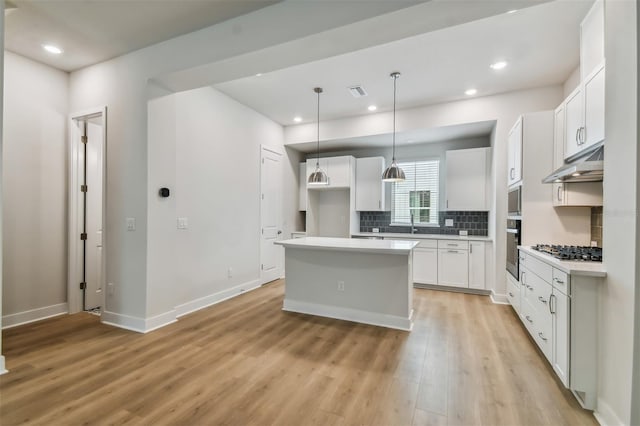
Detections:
[84, 118, 104, 310]
[260, 146, 283, 284]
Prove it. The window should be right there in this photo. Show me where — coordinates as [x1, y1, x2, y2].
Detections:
[391, 159, 439, 226]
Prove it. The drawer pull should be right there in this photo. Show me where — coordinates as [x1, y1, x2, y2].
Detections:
[527, 285, 534, 291]
[538, 296, 548, 304]
[550, 294, 556, 314]
[538, 332, 548, 342]
[553, 277, 565, 285]
[508, 292, 515, 298]
[525, 315, 533, 323]
[447, 250, 460, 253]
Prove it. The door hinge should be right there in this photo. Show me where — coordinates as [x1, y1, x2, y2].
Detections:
[81, 136, 88, 144]
[80, 282, 86, 290]
[81, 184, 88, 192]
[80, 233, 88, 240]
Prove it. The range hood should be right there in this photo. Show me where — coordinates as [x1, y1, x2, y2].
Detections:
[542, 142, 604, 183]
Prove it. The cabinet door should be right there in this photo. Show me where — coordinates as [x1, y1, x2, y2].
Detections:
[506, 272, 521, 314]
[327, 156, 351, 188]
[356, 157, 386, 211]
[552, 289, 570, 387]
[553, 105, 565, 169]
[564, 87, 584, 160]
[583, 64, 605, 149]
[299, 162, 307, 211]
[552, 183, 566, 206]
[445, 148, 488, 210]
[468, 242, 485, 289]
[413, 248, 438, 284]
[507, 118, 523, 186]
[437, 249, 469, 288]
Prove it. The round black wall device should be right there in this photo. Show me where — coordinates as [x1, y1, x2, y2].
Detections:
[159, 187, 170, 198]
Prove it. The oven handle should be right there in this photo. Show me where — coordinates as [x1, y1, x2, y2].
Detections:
[506, 228, 519, 234]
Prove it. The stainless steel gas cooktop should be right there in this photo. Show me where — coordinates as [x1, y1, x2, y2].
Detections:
[532, 244, 603, 262]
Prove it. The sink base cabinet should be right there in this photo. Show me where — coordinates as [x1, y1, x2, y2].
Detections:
[437, 249, 469, 288]
[413, 248, 438, 285]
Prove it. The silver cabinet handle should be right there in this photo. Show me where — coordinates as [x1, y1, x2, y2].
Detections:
[527, 285, 534, 291]
[550, 294, 556, 314]
[521, 271, 526, 285]
[557, 186, 563, 202]
[538, 296, 548, 304]
[576, 128, 580, 144]
[525, 315, 533, 323]
[553, 277, 565, 285]
[509, 292, 515, 297]
[510, 168, 515, 179]
[447, 250, 459, 253]
[538, 332, 548, 342]
[580, 127, 586, 144]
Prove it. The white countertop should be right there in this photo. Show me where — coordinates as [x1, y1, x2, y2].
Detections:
[519, 246, 607, 277]
[276, 237, 419, 255]
[352, 232, 492, 242]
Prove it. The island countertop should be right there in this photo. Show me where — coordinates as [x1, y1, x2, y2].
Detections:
[275, 237, 419, 255]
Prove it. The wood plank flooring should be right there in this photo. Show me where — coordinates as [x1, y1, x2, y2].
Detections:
[1, 280, 597, 425]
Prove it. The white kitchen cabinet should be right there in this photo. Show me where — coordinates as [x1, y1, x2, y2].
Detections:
[355, 157, 389, 211]
[445, 148, 490, 211]
[552, 287, 570, 387]
[299, 162, 307, 211]
[306, 156, 354, 189]
[580, 0, 604, 82]
[413, 248, 438, 285]
[468, 241, 485, 289]
[507, 117, 523, 186]
[564, 63, 605, 160]
[437, 248, 468, 288]
[552, 103, 603, 207]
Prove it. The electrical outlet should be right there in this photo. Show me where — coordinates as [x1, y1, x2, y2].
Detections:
[445, 219, 454, 227]
[372, 228, 380, 233]
[126, 217, 136, 231]
[337, 281, 345, 291]
[228, 267, 233, 278]
[177, 217, 189, 230]
[107, 282, 114, 296]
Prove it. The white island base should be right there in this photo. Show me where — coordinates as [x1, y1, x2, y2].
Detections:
[275, 237, 418, 331]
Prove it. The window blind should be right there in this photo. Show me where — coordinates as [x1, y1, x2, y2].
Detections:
[391, 159, 440, 225]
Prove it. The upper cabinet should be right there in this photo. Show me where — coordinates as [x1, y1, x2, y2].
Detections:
[355, 157, 389, 211]
[306, 156, 354, 189]
[445, 147, 490, 211]
[564, 64, 605, 160]
[580, 0, 604, 81]
[507, 117, 523, 187]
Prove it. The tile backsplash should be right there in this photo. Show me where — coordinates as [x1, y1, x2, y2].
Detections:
[360, 211, 489, 236]
[591, 206, 603, 247]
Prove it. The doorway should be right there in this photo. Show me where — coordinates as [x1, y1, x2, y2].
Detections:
[260, 145, 283, 284]
[68, 108, 107, 313]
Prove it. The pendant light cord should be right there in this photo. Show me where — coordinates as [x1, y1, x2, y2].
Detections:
[316, 88, 321, 168]
[392, 74, 397, 162]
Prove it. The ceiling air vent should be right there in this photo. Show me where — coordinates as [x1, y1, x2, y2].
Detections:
[348, 85, 368, 98]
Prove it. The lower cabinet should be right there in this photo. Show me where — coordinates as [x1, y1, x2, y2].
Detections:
[437, 249, 469, 288]
[468, 241, 486, 289]
[413, 248, 438, 285]
[552, 286, 570, 387]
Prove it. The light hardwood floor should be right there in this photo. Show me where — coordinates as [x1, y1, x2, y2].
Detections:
[1, 280, 596, 426]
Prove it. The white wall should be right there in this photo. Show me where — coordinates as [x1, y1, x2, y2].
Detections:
[598, 1, 638, 425]
[287, 86, 568, 297]
[2, 52, 69, 325]
[145, 86, 296, 325]
[1, 0, 5, 372]
[563, 66, 581, 97]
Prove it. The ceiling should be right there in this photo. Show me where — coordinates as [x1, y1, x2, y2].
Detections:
[4, 0, 279, 72]
[214, 1, 591, 127]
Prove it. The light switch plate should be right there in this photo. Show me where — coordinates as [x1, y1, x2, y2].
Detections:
[372, 228, 380, 233]
[459, 230, 468, 236]
[445, 219, 454, 227]
[126, 217, 136, 231]
[177, 217, 189, 230]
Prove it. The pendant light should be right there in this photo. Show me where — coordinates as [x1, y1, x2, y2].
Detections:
[308, 87, 329, 185]
[382, 72, 406, 182]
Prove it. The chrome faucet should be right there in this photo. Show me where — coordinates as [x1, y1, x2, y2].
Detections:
[410, 210, 415, 234]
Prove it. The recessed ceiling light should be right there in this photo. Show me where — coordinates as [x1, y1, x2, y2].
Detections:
[42, 44, 63, 55]
[465, 89, 477, 96]
[507, 9, 518, 14]
[293, 116, 302, 123]
[490, 61, 508, 70]
[255, 73, 263, 77]
[367, 105, 377, 112]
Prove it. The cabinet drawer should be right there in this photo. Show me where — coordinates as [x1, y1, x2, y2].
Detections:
[552, 268, 571, 295]
[416, 239, 438, 249]
[520, 268, 537, 306]
[506, 273, 520, 314]
[437, 240, 469, 250]
[524, 254, 553, 283]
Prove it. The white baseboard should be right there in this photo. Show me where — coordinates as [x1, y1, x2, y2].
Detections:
[0, 355, 7, 375]
[283, 299, 413, 331]
[490, 290, 509, 304]
[594, 397, 625, 426]
[2, 303, 68, 329]
[175, 279, 261, 318]
[144, 310, 178, 333]
[101, 311, 147, 333]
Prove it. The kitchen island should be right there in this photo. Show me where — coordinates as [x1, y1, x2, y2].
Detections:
[275, 237, 419, 331]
